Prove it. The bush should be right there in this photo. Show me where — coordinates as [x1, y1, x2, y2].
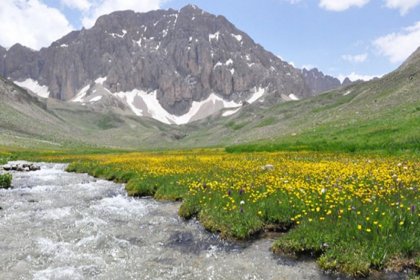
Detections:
[0, 173, 12, 189]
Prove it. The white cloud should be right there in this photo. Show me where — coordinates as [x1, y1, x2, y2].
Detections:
[0, 0, 73, 50]
[82, 0, 166, 28]
[385, 0, 420, 15]
[337, 72, 381, 82]
[319, 0, 370, 11]
[341, 53, 368, 63]
[61, 0, 91, 11]
[373, 21, 420, 63]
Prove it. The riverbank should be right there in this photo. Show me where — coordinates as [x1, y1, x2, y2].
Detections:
[1, 149, 419, 278]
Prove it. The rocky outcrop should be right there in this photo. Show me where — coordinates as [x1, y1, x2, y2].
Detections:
[3, 163, 41, 172]
[0, 5, 328, 117]
[0, 46, 6, 75]
[2, 44, 38, 81]
[302, 68, 342, 95]
[342, 77, 352, 87]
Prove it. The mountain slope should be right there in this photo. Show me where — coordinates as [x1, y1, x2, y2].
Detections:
[177, 47, 420, 151]
[0, 5, 343, 125]
[0, 76, 190, 149]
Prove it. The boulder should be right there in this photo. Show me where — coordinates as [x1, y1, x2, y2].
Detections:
[3, 165, 12, 171]
[29, 164, 41, 171]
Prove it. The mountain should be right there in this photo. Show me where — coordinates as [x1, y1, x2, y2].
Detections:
[399, 46, 420, 71]
[342, 77, 353, 87]
[1, 44, 418, 150]
[301, 68, 342, 95]
[0, 5, 342, 125]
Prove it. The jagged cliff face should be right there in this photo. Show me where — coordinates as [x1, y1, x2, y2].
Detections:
[0, 5, 341, 124]
[302, 68, 342, 95]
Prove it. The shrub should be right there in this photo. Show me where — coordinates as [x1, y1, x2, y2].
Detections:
[0, 173, 12, 189]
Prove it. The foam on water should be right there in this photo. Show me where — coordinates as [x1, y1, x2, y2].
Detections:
[34, 266, 83, 280]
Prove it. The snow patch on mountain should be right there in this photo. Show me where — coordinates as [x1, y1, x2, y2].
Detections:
[54, 76, 267, 125]
[72, 85, 90, 102]
[247, 87, 265, 103]
[289, 94, 299, 100]
[89, 96, 102, 102]
[15, 79, 50, 98]
[95, 77, 107, 85]
[209, 31, 220, 41]
[222, 108, 241, 117]
[114, 90, 243, 125]
[231, 34, 242, 42]
[109, 29, 127, 39]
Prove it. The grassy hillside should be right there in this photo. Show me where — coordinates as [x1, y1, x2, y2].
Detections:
[219, 49, 420, 153]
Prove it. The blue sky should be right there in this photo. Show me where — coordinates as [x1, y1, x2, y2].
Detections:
[1, 0, 420, 81]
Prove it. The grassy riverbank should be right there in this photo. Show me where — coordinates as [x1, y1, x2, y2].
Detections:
[1, 148, 419, 277]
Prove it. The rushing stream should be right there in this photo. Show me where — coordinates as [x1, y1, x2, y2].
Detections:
[0, 162, 332, 280]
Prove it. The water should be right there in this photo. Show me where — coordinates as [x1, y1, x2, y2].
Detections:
[0, 162, 331, 280]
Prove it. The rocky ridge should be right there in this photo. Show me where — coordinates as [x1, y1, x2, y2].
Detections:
[302, 68, 342, 95]
[0, 5, 345, 124]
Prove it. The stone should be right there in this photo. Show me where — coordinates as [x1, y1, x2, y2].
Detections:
[3, 165, 12, 171]
[29, 164, 40, 171]
[261, 164, 274, 171]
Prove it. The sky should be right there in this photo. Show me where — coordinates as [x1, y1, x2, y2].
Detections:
[1, 0, 420, 81]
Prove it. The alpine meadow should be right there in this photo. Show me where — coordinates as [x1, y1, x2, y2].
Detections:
[0, 2, 419, 279]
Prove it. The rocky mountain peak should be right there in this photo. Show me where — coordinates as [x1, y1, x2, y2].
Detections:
[0, 5, 341, 125]
[400, 46, 420, 71]
[302, 67, 342, 95]
[179, 4, 204, 14]
[342, 77, 352, 87]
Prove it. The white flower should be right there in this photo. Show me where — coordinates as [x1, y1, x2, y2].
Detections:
[240, 200, 245, 205]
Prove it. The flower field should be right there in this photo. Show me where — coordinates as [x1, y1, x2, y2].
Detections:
[28, 149, 420, 276]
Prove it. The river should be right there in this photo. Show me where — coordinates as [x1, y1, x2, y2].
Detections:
[0, 162, 332, 279]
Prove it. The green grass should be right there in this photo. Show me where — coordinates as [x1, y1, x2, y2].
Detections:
[96, 114, 124, 130]
[273, 202, 420, 276]
[226, 107, 420, 155]
[225, 120, 248, 130]
[0, 173, 12, 189]
[65, 160, 189, 201]
[255, 117, 277, 128]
